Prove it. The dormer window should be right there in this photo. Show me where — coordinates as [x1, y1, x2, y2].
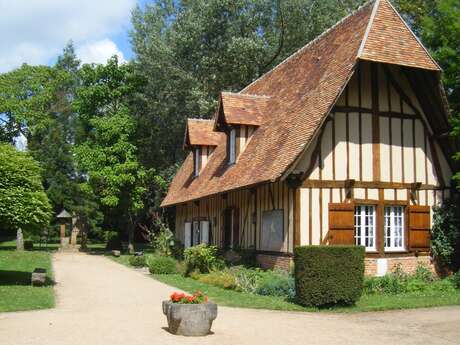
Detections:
[229, 128, 236, 164]
[194, 147, 201, 177]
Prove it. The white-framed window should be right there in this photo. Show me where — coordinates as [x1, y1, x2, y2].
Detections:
[229, 128, 236, 164]
[354, 205, 376, 251]
[384, 206, 405, 251]
[194, 147, 201, 177]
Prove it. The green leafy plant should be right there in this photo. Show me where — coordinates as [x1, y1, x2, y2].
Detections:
[256, 270, 295, 299]
[294, 245, 365, 307]
[148, 256, 177, 274]
[129, 255, 146, 267]
[152, 219, 182, 258]
[451, 271, 460, 289]
[235, 267, 263, 294]
[431, 198, 460, 268]
[184, 244, 224, 275]
[195, 270, 238, 290]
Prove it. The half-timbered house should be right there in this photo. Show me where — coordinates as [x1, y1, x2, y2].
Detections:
[161, 0, 457, 275]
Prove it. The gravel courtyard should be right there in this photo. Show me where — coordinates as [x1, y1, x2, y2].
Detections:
[0, 252, 459, 345]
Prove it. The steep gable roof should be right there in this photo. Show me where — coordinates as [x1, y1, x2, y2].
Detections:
[184, 119, 223, 148]
[162, 0, 444, 207]
[358, 0, 440, 70]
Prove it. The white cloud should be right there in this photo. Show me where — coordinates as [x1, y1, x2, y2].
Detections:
[0, 0, 136, 72]
[77, 39, 126, 65]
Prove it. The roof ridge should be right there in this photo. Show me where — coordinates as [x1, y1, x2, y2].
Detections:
[188, 118, 213, 122]
[222, 91, 271, 99]
[357, 0, 380, 57]
[240, 0, 375, 94]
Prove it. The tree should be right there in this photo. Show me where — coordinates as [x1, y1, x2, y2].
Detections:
[130, 0, 366, 175]
[0, 143, 52, 234]
[0, 44, 103, 233]
[74, 56, 147, 251]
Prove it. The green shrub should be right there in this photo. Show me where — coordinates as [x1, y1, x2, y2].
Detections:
[294, 245, 365, 307]
[452, 271, 460, 289]
[129, 255, 146, 267]
[364, 275, 406, 295]
[427, 279, 455, 293]
[184, 244, 224, 275]
[431, 198, 460, 267]
[197, 270, 238, 290]
[235, 267, 263, 294]
[152, 219, 183, 259]
[256, 270, 295, 299]
[413, 263, 435, 283]
[148, 256, 177, 274]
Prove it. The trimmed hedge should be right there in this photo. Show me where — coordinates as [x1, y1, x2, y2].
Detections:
[294, 245, 365, 307]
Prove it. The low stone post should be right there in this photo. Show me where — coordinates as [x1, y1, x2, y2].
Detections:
[16, 228, 24, 251]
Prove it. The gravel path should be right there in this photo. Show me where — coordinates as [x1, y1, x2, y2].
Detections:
[0, 252, 459, 345]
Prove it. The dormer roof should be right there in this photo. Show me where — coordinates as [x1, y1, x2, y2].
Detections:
[184, 119, 223, 149]
[214, 92, 270, 130]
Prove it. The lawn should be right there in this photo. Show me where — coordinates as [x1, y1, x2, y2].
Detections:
[153, 273, 460, 313]
[0, 250, 55, 312]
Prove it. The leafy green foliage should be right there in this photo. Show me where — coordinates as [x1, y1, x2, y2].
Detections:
[0, 144, 52, 233]
[431, 198, 460, 267]
[129, 255, 147, 267]
[148, 255, 177, 274]
[152, 218, 183, 258]
[184, 244, 224, 275]
[364, 263, 455, 295]
[74, 56, 148, 249]
[294, 245, 365, 307]
[255, 269, 295, 299]
[452, 271, 460, 289]
[194, 270, 238, 290]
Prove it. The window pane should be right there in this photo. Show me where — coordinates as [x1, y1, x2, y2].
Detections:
[355, 205, 375, 251]
[384, 206, 404, 251]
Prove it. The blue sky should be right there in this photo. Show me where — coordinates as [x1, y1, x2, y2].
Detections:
[0, 0, 151, 73]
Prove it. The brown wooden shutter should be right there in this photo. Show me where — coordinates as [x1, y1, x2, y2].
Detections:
[328, 203, 355, 245]
[408, 205, 431, 251]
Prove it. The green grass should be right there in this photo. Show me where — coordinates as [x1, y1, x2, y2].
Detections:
[0, 251, 55, 312]
[152, 273, 460, 313]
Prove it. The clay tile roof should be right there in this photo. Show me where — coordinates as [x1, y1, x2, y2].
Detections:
[358, 0, 440, 71]
[184, 119, 223, 148]
[161, 0, 443, 207]
[218, 92, 270, 127]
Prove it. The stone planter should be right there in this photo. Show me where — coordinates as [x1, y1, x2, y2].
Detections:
[162, 300, 217, 336]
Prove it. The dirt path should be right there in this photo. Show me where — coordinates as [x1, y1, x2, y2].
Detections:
[0, 252, 459, 345]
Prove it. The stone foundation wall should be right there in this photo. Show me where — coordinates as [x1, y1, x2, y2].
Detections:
[365, 255, 434, 276]
[257, 254, 292, 271]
